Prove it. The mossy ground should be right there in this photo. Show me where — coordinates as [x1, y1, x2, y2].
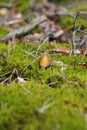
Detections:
[0, 42, 87, 130]
[0, 0, 87, 130]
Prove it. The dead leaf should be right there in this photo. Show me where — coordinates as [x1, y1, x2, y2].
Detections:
[77, 63, 87, 69]
[49, 47, 70, 54]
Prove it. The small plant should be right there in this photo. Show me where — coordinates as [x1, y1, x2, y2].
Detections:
[71, 11, 87, 54]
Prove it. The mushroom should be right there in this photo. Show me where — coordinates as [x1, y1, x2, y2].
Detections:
[39, 53, 50, 68]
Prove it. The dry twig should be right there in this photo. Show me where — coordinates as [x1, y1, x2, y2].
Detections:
[0, 15, 47, 43]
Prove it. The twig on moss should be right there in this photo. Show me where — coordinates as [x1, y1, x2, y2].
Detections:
[79, 53, 86, 64]
[0, 15, 47, 43]
[38, 98, 56, 114]
[0, 68, 18, 84]
[36, 39, 48, 55]
[72, 11, 87, 54]
[20, 55, 41, 75]
[20, 48, 35, 58]
[44, 10, 87, 18]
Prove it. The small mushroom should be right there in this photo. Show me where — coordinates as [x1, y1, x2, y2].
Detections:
[39, 54, 50, 68]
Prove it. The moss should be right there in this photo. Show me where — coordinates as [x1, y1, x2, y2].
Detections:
[69, 4, 87, 12]
[0, 27, 9, 37]
[0, 1, 87, 129]
[60, 4, 87, 28]
[0, 43, 87, 83]
[0, 82, 87, 130]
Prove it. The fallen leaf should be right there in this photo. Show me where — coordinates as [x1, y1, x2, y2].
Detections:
[77, 63, 87, 69]
[49, 47, 70, 54]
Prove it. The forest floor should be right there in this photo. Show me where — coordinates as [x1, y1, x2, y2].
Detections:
[0, 0, 87, 130]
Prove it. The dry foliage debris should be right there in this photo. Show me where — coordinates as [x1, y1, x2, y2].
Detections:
[0, 1, 87, 55]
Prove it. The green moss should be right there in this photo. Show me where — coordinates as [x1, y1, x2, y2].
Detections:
[60, 4, 87, 28]
[0, 81, 87, 130]
[69, 4, 87, 12]
[0, 27, 9, 37]
[0, 2, 87, 129]
[0, 43, 87, 83]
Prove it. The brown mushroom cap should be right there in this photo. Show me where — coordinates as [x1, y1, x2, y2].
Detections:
[39, 54, 50, 67]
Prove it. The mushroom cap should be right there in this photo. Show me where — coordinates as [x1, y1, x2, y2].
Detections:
[39, 54, 50, 67]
